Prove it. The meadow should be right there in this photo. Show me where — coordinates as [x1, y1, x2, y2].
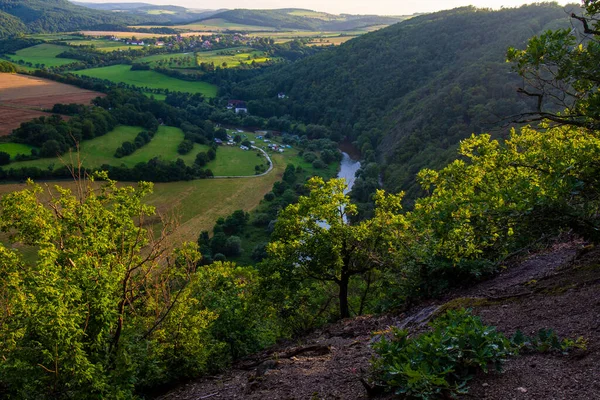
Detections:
[71, 64, 218, 97]
[7, 44, 78, 67]
[137, 47, 274, 69]
[66, 39, 144, 52]
[0, 143, 35, 159]
[7, 125, 261, 176]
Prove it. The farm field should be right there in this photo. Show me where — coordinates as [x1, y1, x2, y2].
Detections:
[175, 18, 279, 32]
[0, 106, 54, 137]
[137, 47, 273, 69]
[0, 74, 103, 109]
[7, 44, 78, 68]
[67, 39, 144, 52]
[0, 74, 103, 135]
[7, 125, 260, 176]
[72, 65, 218, 97]
[308, 36, 358, 46]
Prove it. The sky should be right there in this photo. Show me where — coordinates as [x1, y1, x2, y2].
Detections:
[79, 0, 573, 16]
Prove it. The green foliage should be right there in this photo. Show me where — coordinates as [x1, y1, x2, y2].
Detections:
[511, 329, 587, 355]
[372, 309, 586, 399]
[507, 2, 600, 129]
[0, 0, 144, 35]
[372, 309, 512, 399]
[233, 4, 571, 199]
[0, 177, 277, 398]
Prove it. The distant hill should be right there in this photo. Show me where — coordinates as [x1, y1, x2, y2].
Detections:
[229, 4, 576, 199]
[0, 9, 26, 37]
[192, 8, 411, 31]
[0, 0, 145, 36]
[72, 2, 223, 24]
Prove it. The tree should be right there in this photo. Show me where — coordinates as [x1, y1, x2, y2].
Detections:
[0, 151, 10, 165]
[268, 177, 401, 318]
[0, 175, 203, 397]
[507, 1, 600, 129]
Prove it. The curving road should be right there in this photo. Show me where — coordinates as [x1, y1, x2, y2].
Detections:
[211, 145, 274, 179]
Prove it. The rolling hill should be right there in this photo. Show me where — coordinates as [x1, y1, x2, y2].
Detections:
[72, 2, 223, 24]
[229, 4, 576, 199]
[191, 8, 411, 31]
[0, 0, 145, 36]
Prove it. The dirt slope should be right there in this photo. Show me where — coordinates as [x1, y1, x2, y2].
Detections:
[159, 241, 600, 400]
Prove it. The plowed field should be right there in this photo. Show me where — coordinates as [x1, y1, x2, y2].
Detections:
[0, 74, 103, 135]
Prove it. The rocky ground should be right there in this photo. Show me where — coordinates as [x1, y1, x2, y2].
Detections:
[159, 240, 600, 400]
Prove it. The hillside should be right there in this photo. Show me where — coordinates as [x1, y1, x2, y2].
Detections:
[0, 10, 25, 37]
[193, 8, 410, 31]
[159, 240, 600, 400]
[72, 2, 222, 24]
[0, 0, 144, 36]
[230, 4, 575, 199]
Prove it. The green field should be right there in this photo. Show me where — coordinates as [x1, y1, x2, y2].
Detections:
[137, 47, 274, 69]
[8, 125, 261, 176]
[0, 143, 36, 159]
[8, 44, 78, 67]
[67, 39, 142, 52]
[72, 64, 218, 97]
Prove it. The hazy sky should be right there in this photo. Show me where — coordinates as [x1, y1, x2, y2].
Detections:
[80, 0, 573, 16]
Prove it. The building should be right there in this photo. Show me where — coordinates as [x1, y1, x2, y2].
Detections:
[278, 92, 286, 99]
[227, 100, 248, 114]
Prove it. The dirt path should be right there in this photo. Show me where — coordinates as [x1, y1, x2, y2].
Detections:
[158, 241, 600, 400]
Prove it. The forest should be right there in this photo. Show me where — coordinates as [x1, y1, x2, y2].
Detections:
[228, 3, 574, 202]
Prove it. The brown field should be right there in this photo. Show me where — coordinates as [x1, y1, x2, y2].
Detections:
[81, 31, 213, 39]
[0, 74, 103, 136]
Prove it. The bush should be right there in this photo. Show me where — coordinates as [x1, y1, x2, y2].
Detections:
[0, 151, 10, 165]
[303, 152, 317, 163]
[312, 159, 327, 169]
[371, 309, 512, 399]
[213, 253, 227, 262]
[178, 139, 194, 155]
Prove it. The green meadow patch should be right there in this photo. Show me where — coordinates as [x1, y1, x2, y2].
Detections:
[71, 64, 218, 97]
[0, 143, 36, 159]
[137, 47, 274, 69]
[7, 44, 78, 68]
[7, 125, 260, 176]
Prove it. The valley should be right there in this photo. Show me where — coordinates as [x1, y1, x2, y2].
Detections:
[0, 1, 598, 399]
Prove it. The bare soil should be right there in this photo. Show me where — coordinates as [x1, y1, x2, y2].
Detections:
[159, 241, 600, 400]
[0, 74, 102, 135]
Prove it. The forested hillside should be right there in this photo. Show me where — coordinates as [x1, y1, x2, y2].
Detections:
[73, 2, 221, 24]
[230, 4, 574, 199]
[0, 0, 143, 36]
[196, 8, 408, 31]
[0, 10, 25, 37]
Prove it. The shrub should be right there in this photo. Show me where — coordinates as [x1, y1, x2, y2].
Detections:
[0, 151, 10, 165]
[371, 309, 512, 399]
[303, 152, 317, 163]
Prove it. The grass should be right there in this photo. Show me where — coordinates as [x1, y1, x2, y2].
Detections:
[136, 47, 274, 69]
[7, 44, 78, 68]
[0, 150, 288, 254]
[210, 146, 265, 176]
[66, 39, 144, 52]
[0, 143, 35, 159]
[8, 126, 261, 176]
[71, 65, 218, 97]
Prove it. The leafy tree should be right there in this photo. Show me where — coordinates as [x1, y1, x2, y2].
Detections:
[507, 1, 600, 129]
[268, 177, 402, 318]
[0, 176, 202, 397]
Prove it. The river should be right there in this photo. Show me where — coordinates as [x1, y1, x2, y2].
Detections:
[338, 152, 361, 193]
